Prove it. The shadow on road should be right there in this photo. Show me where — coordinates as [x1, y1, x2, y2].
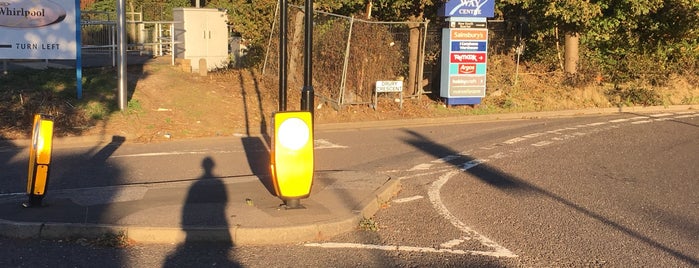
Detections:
[402, 129, 698, 266]
[163, 156, 242, 267]
[238, 68, 275, 195]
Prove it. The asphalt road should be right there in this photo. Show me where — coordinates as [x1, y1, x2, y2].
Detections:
[0, 111, 696, 267]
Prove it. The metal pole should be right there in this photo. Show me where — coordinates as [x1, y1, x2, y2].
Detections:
[278, 0, 288, 112]
[262, 2, 280, 75]
[170, 23, 175, 66]
[300, 0, 314, 113]
[75, 0, 82, 99]
[117, 0, 128, 111]
[338, 17, 354, 106]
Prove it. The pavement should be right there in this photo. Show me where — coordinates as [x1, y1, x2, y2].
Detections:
[0, 167, 400, 245]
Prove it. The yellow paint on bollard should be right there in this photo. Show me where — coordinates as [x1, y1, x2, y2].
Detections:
[25, 114, 54, 207]
[271, 111, 314, 202]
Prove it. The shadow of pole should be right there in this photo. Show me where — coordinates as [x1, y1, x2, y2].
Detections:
[402, 129, 698, 266]
[163, 156, 242, 267]
[238, 69, 275, 195]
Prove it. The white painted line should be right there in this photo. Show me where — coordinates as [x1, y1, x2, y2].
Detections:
[428, 169, 517, 257]
[112, 139, 343, 158]
[586, 122, 607, 126]
[675, 114, 697, 119]
[631, 120, 653, 124]
[532, 141, 553, 147]
[675, 111, 694, 115]
[629, 116, 650, 120]
[488, 152, 508, 159]
[408, 163, 433, 171]
[547, 128, 569, 133]
[609, 118, 630, 123]
[503, 137, 526, 144]
[112, 151, 214, 158]
[315, 139, 348, 149]
[393, 195, 424, 203]
[397, 169, 454, 180]
[650, 113, 674, 117]
[305, 242, 516, 257]
[0, 192, 25, 197]
[441, 238, 468, 248]
[433, 155, 460, 163]
[522, 133, 546, 138]
[460, 159, 487, 171]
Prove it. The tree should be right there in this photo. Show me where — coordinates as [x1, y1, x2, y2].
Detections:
[359, 0, 439, 94]
[500, 0, 603, 75]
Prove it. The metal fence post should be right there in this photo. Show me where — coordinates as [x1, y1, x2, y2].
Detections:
[338, 16, 354, 107]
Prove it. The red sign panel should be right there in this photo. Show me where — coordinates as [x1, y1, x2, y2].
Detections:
[451, 53, 486, 63]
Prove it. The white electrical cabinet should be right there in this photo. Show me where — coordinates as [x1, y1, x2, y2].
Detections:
[173, 8, 229, 72]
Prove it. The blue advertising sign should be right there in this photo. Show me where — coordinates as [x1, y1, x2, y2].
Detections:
[451, 41, 487, 52]
[438, 0, 495, 18]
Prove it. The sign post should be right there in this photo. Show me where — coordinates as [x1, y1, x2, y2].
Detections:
[438, 0, 495, 106]
[272, 0, 315, 209]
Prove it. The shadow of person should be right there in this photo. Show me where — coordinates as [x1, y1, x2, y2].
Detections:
[163, 157, 242, 267]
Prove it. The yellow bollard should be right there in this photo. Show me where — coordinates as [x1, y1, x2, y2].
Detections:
[24, 114, 54, 208]
[270, 111, 314, 208]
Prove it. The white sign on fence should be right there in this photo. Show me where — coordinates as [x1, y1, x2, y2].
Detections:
[375, 80, 404, 92]
[374, 80, 404, 110]
[0, 0, 78, 59]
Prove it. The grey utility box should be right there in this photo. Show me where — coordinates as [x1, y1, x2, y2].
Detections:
[173, 8, 229, 72]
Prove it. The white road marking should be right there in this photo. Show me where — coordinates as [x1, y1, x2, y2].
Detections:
[308, 112, 695, 257]
[532, 141, 553, 147]
[408, 163, 433, 171]
[393, 195, 424, 203]
[434, 155, 460, 163]
[586, 122, 607, 126]
[650, 113, 674, 117]
[675, 114, 698, 119]
[488, 152, 508, 159]
[396, 169, 454, 180]
[503, 137, 526, 144]
[305, 242, 516, 257]
[426, 168, 517, 257]
[522, 133, 546, 138]
[112, 139, 346, 158]
[609, 118, 630, 123]
[315, 139, 348, 149]
[629, 116, 650, 120]
[441, 238, 469, 248]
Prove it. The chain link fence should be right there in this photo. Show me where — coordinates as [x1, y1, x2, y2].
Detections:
[263, 6, 430, 108]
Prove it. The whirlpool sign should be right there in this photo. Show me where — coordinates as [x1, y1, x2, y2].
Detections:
[0, 0, 77, 59]
[438, 0, 495, 18]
